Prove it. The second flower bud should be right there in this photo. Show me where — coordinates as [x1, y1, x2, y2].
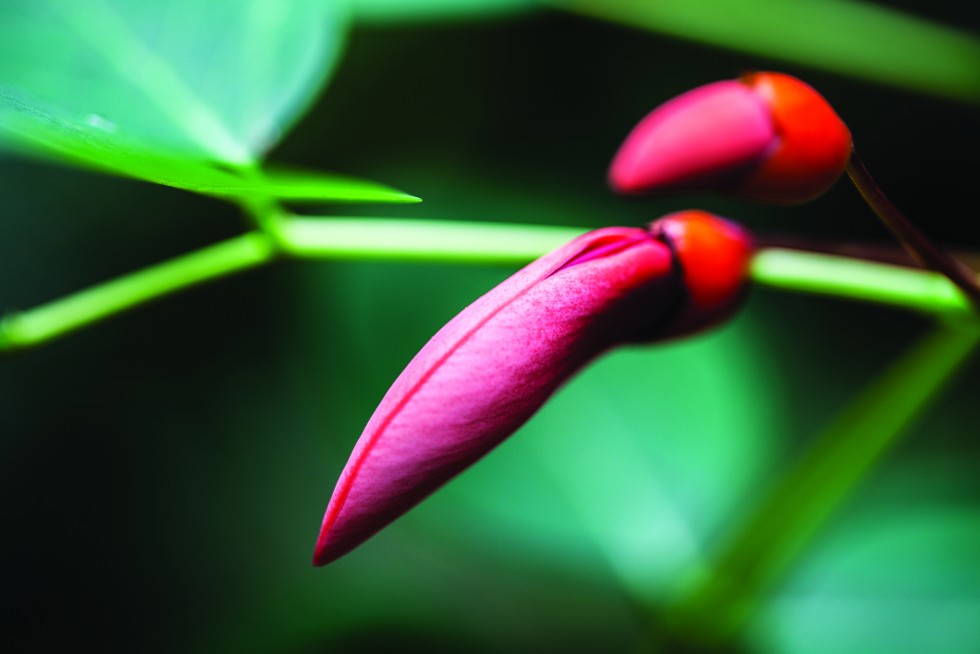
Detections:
[609, 72, 853, 204]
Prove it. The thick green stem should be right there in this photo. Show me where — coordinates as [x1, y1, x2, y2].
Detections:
[1, 217, 978, 354]
[0, 232, 277, 353]
[751, 247, 973, 316]
[278, 217, 585, 265]
[663, 325, 980, 649]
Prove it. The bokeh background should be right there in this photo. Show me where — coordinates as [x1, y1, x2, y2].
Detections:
[2, 1, 979, 652]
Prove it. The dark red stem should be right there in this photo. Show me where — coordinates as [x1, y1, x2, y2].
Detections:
[846, 149, 980, 309]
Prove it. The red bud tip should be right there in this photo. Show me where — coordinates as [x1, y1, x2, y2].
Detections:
[738, 72, 853, 203]
[651, 210, 755, 338]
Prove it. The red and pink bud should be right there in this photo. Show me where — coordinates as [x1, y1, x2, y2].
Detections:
[313, 211, 754, 565]
[609, 72, 852, 205]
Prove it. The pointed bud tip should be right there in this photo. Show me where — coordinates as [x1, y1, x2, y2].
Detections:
[312, 517, 339, 566]
[312, 540, 339, 567]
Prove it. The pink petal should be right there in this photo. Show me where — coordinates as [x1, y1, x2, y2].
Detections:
[314, 227, 677, 565]
[609, 81, 776, 195]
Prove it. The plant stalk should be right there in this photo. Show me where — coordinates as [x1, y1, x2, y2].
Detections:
[2, 218, 978, 354]
[846, 148, 980, 309]
[0, 232, 277, 353]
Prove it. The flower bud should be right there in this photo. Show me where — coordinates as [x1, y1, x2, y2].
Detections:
[609, 72, 852, 204]
[314, 211, 754, 565]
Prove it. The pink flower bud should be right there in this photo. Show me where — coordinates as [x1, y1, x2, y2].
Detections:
[609, 72, 853, 204]
[314, 211, 754, 565]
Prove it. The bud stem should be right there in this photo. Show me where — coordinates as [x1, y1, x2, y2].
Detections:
[846, 148, 980, 309]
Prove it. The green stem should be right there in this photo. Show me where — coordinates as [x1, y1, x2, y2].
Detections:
[0, 232, 277, 353]
[278, 217, 585, 265]
[234, 165, 289, 242]
[1, 217, 978, 354]
[283, 219, 977, 317]
[751, 247, 973, 316]
[664, 325, 980, 650]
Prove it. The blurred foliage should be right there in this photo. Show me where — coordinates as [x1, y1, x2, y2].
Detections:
[2, 1, 980, 653]
[352, 0, 535, 23]
[0, 0, 417, 204]
[0, 0, 348, 164]
[552, 0, 980, 104]
[751, 481, 980, 653]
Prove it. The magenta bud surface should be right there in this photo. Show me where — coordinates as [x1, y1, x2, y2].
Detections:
[609, 81, 775, 195]
[314, 213, 753, 565]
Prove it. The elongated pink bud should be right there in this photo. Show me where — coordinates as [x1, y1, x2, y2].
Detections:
[610, 72, 852, 204]
[314, 211, 753, 565]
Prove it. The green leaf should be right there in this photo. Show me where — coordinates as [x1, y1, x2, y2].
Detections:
[239, 167, 421, 204]
[550, 0, 980, 104]
[0, 109, 416, 204]
[0, 0, 349, 169]
[0, 105, 247, 188]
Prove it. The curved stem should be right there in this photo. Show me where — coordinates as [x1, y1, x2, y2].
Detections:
[846, 148, 980, 309]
